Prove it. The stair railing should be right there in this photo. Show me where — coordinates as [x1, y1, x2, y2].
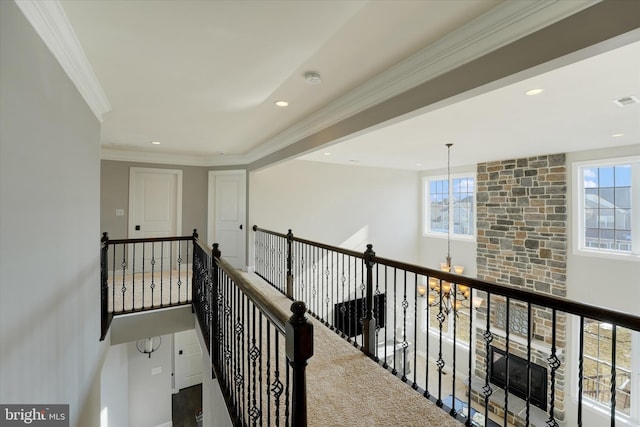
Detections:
[192, 235, 313, 426]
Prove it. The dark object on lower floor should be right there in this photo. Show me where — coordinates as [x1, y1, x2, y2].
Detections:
[172, 383, 202, 427]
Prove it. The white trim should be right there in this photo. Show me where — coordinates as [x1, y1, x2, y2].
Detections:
[128, 167, 183, 239]
[242, 1, 598, 164]
[572, 156, 640, 261]
[101, 146, 247, 168]
[98, 1, 595, 166]
[14, 0, 111, 121]
[152, 422, 173, 427]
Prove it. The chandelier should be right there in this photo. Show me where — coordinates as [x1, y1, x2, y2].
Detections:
[416, 143, 481, 314]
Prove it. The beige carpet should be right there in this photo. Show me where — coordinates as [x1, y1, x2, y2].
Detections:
[241, 272, 462, 427]
[107, 268, 192, 312]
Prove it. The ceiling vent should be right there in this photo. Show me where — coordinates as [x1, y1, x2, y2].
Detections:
[612, 95, 640, 107]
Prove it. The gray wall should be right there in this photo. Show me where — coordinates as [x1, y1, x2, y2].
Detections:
[101, 160, 209, 239]
[0, 1, 105, 425]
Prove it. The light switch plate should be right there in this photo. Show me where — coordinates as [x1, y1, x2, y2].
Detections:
[151, 367, 162, 375]
[115, 209, 125, 216]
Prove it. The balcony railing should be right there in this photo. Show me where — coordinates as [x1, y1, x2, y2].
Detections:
[253, 225, 640, 427]
[100, 231, 313, 426]
[100, 231, 196, 339]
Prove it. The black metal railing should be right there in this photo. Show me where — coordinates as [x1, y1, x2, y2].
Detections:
[253, 226, 640, 427]
[192, 237, 313, 426]
[100, 231, 195, 339]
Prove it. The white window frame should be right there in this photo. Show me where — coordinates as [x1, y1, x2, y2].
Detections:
[573, 156, 640, 261]
[572, 320, 640, 425]
[423, 173, 476, 241]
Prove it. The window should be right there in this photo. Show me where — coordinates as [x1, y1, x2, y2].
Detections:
[424, 175, 475, 237]
[582, 319, 637, 420]
[576, 157, 640, 258]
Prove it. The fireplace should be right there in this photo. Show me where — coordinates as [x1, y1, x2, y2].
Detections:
[489, 346, 547, 410]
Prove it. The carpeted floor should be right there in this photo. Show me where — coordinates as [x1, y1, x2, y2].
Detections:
[241, 272, 462, 427]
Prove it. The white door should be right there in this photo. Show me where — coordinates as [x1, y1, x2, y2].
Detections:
[208, 170, 246, 269]
[174, 329, 203, 391]
[129, 168, 183, 271]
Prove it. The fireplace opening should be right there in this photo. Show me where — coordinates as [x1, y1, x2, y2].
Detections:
[489, 346, 547, 410]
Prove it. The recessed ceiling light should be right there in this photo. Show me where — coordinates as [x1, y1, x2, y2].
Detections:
[416, 163, 422, 167]
[525, 88, 544, 96]
[324, 152, 331, 156]
[151, 141, 161, 145]
[611, 133, 624, 138]
[275, 100, 289, 107]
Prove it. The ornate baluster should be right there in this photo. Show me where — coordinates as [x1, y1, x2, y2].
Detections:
[150, 242, 155, 308]
[424, 275, 430, 399]
[610, 324, 617, 427]
[451, 283, 458, 417]
[401, 270, 409, 383]
[483, 295, 493, 427]
[272, 333, 283, 427]
[577, 316, 584, 427]
[547, 308, 560, 427]
[526, 303, 532, 427]
[465, 289, 474, 426]
[504, 298, 511, 427]
[436, 278, 445, 407]
[248, 306, 261, 425]
[412, 274, 418, 389]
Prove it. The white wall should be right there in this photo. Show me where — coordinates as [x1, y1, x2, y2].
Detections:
[563, 144, 640, 427]
[101, 344, 129, 427]
[127, 335, 173, 427]
[0, 2, 105, 425]
[195, 319, 232, 427]
[249, 159, 420, 262]
[566, 144, 640, 315]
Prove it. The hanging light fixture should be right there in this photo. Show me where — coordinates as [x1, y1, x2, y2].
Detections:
[417, 143, 481, 314]
[136, 336, 161, 358]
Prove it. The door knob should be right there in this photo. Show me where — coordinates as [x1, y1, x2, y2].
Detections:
[239, 224, 243, 230]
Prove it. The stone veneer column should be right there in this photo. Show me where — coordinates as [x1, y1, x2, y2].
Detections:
[475, 153, 568, 422]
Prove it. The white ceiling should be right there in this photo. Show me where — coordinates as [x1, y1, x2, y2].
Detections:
[301, 39, 640, 170]
[58, 0, 640, 170]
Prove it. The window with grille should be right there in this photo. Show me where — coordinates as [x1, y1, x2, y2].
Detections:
[575, 157, 639, 258]
[424, 175, 475, 238]
[582, 319, 635, 419]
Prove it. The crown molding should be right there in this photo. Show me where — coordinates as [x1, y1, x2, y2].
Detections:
[101, 147, 248, 168]
[15, 0, 111, 122]
[244, 0, 598, 162]
[101, 0, 596, 166]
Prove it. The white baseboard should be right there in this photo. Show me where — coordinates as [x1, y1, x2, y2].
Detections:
[153, 422, 172, 427]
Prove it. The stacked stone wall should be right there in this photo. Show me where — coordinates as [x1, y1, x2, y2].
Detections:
[474, 154, 567, 422]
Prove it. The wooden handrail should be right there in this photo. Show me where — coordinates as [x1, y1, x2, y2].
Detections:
[195, 238, 289, 333]
[253, 225, 640, 331]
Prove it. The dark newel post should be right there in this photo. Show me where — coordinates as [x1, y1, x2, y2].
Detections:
[100, 232, 109, 340]
[211, 243, 221, 378]
[363, 244, 377, 356]
[286, 229, 294, 299]
[286, 301, 313, 427]
[191, 229, 198, 311]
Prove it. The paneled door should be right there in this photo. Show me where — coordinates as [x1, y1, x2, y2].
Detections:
[208, 170, 246, 269]
[129, 167, 183, 271]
